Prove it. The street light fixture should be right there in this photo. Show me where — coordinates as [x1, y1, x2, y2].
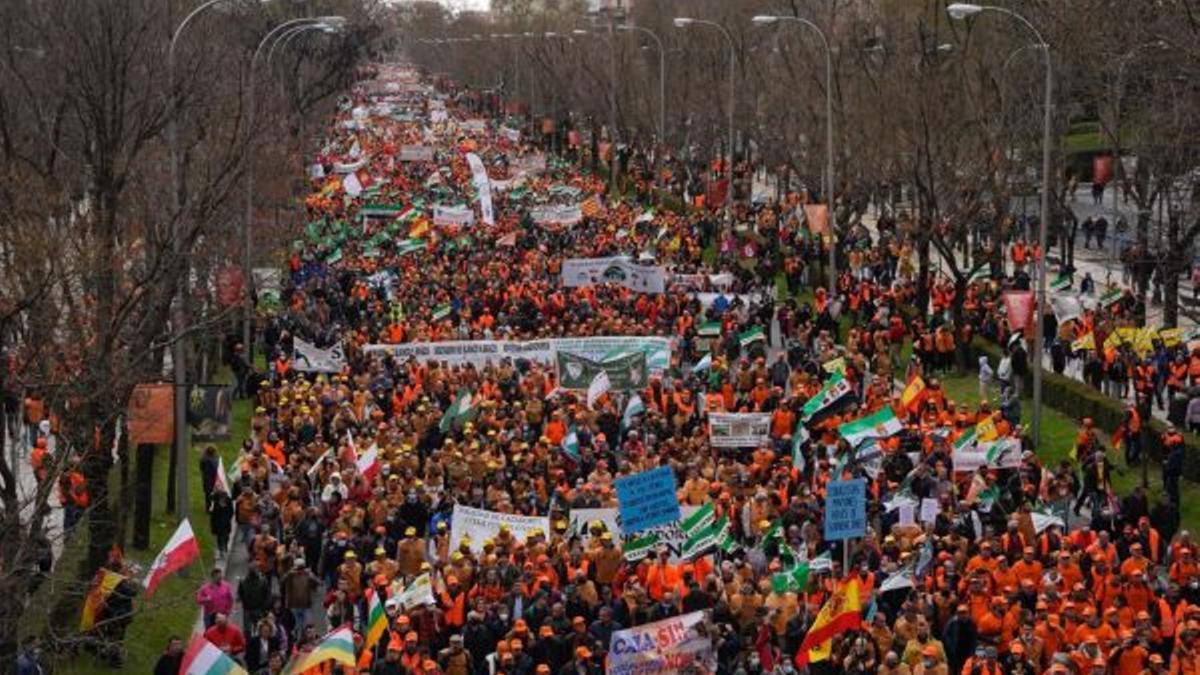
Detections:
[752, 14, 837, 290]
[948, 2, 1052, 449]
[674, 16, 736, 229]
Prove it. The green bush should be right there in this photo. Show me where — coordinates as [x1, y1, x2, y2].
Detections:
[970, 337, 1200, 481]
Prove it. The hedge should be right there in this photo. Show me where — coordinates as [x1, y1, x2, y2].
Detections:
[970, 337, 1200, 482]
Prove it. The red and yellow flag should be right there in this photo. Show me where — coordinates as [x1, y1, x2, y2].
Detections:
[80, 569, 126, 631]
[795, 578, 863, 666]
[900, 376, 926, 412]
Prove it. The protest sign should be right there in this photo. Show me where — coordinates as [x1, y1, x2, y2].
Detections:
[362, 336, 672, 371]
[920, 498, 940, 524]
[448, 504, 549, 554]
[608, 611, 715, 675]
[555, 351, 647, 391]
[511, 153, 546, 175]
[462, 118, 487, 132]
[432, 204, 475, 227]
[395, 573, 435, 608]
[398, 145, 434, 162]
[824, 479, 867, 540]
[614, 466, 681, 534]
[530, 204, 583, 227]
[128, 383, 174, 445]
[708, 413, 772, 447]
[294, 338, 346, 373]
[187, 385, 233, 442]
[561, 257, 667, 294]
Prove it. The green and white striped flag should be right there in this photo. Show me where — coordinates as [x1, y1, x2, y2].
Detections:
[398, 238, 425, 255]
[800, 372, 851, 421]
[691, 353, 713, 374]
[837, 406, 902, 447]
[977, 485, 1001, 512]
[968, 265, 990, 283]
[681, 503, 716, 539]
[759, 519, 783, 550]
[561, 426, 580, 459]
[1099, 287, 1123, 307]
[698, 321, 722, 337]
[623, 533, 659, 561]
[739, 326, 766, 347]
[432, 303, 452, 321]
[439, 391, 476, 433]
[791, 424, 810, 471]
[1049, 273, 1070, 292]
[621, 393, 645, 432]
[713, 516, 737, 553]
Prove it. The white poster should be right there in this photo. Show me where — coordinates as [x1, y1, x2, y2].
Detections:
[432, 204, 476, 227]
[395, 573, 435, 609]
[449, 504, 549, 554]
[708, 413, 772, 448]
[465, 152, 495, 225]
[530, 205, 583, 227]
[430, 109, 448, 124]
[608, 611, 716, 675]
[293, 338, 346, 373]
[398, 144, 434, 162]
[561, 257, 668, 294]
[363, 336, 672, 371]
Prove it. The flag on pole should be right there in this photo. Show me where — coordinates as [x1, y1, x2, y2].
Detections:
[586, 370, 611, 409]
[397, 238, 425, 255]
[363, 589, 389, 655]
[791, 424, 809, 471]
[561, 426, 580, 459]
[621, 393, 645, 431]
[283, 626, 357, 675]
[837, 406, 902, 447]
[143, 519, 200, 597]
[739, 326, 766, 347]
[800, 372, 852, 421]
[900, 376, 926, 412]
[795, 579, 863, 666]
[80, 569, 126, 631]
[356, 443, 381, 483]
[623, 533, 660, 561]
[342, 172, 364, 197]
[180, 635, 249, 675]
[214, 455, 229, 494]
[698, 321, 722, 337]
[439, 391, 476, 432]
[691, 353, 712, 374]
[1049, 273, 1071, 292]
[1099, 287, 1123, 307]
[975, 416, 999, 442]
[879, 569, 915, 593]
[1072, 332, 1095, 351]
[431, 303, 452, 321]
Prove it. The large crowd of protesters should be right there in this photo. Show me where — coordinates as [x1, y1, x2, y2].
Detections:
[56, 61, 1200, 675]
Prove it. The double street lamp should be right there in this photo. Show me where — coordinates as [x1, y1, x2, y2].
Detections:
[947, 2, 1052, 448]
[751, 15, 837, 291]
[673, 17, 736, 229]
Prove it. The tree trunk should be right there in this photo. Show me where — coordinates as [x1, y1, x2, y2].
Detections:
[132, 443, 155, 549]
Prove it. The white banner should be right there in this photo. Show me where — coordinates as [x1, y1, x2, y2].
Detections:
[562, 257, 668, 294]
[432, 204, 475, 227]
[952, 437, 1023, 473]
[501, 127, 521, 143]
[530, 205, 583, 227]
[466, 152, 495, 225]
[568, 506, 700, 563]
[395, 573, 435, 609]
[670, 273, 734, 292]
[293, 338, 346, 373]
[608, 611, 715, 675]
[449, 504, 549, 554]
[333, 158, 366, 174]
[692, 292, 764, 310]
[398, 144, 434, 162]
[511, 153, 546, 175]
[708, 413, 771, 448]
[363, 336, 672, 371]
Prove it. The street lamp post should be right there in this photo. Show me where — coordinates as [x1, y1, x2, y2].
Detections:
[751, 15, 836, 291]
[167, 0, 242, 519]
[616, 24, 665, 143]
[948, 2, 1052, 449]
[674, 17, 736, 229]
[1110, 41, 1168, 265]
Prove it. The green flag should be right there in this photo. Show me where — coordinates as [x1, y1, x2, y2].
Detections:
[432, 303, 452, 321]
[622, 533, 659, 561]
[439, 392, 475, 433]
[739, 326, 766, 347]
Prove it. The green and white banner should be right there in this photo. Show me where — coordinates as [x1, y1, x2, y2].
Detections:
[556, 351, 648, 391]
[800, 372, 852, 422]
[838, 406, 902, 447]
[363, 336, 672, 371]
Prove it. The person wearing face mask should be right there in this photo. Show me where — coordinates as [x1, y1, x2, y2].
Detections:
[370, 636, 406, 675]
[912, 644, 948, 675]
[902, 620, 945, 668]
[878, 650, 911, 675]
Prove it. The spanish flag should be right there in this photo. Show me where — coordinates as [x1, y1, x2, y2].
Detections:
[900, 376, 926, 412]
[795, 578, 863, 666]
[975, 416, 999, 443]
[80, 569, 126, 631]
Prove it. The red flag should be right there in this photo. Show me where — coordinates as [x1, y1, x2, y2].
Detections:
[356, 443, 381, 484]
[143, 519, 199, 597]
[1003, 291, 1035, 335]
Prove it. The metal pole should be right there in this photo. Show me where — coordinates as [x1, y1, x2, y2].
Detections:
[726, 35, 735, 229]
[823, 38, 836, 292]
[609, 15, 619, 197]
[167, 0, 233, 520]
[1032, 44, 1052, 449]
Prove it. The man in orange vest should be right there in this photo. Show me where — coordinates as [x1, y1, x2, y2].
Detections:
[439, 575, 467, 630]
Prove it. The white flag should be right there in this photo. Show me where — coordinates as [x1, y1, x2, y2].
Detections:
[343, 172, 363, 197]
[587, 371, 611, 409]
